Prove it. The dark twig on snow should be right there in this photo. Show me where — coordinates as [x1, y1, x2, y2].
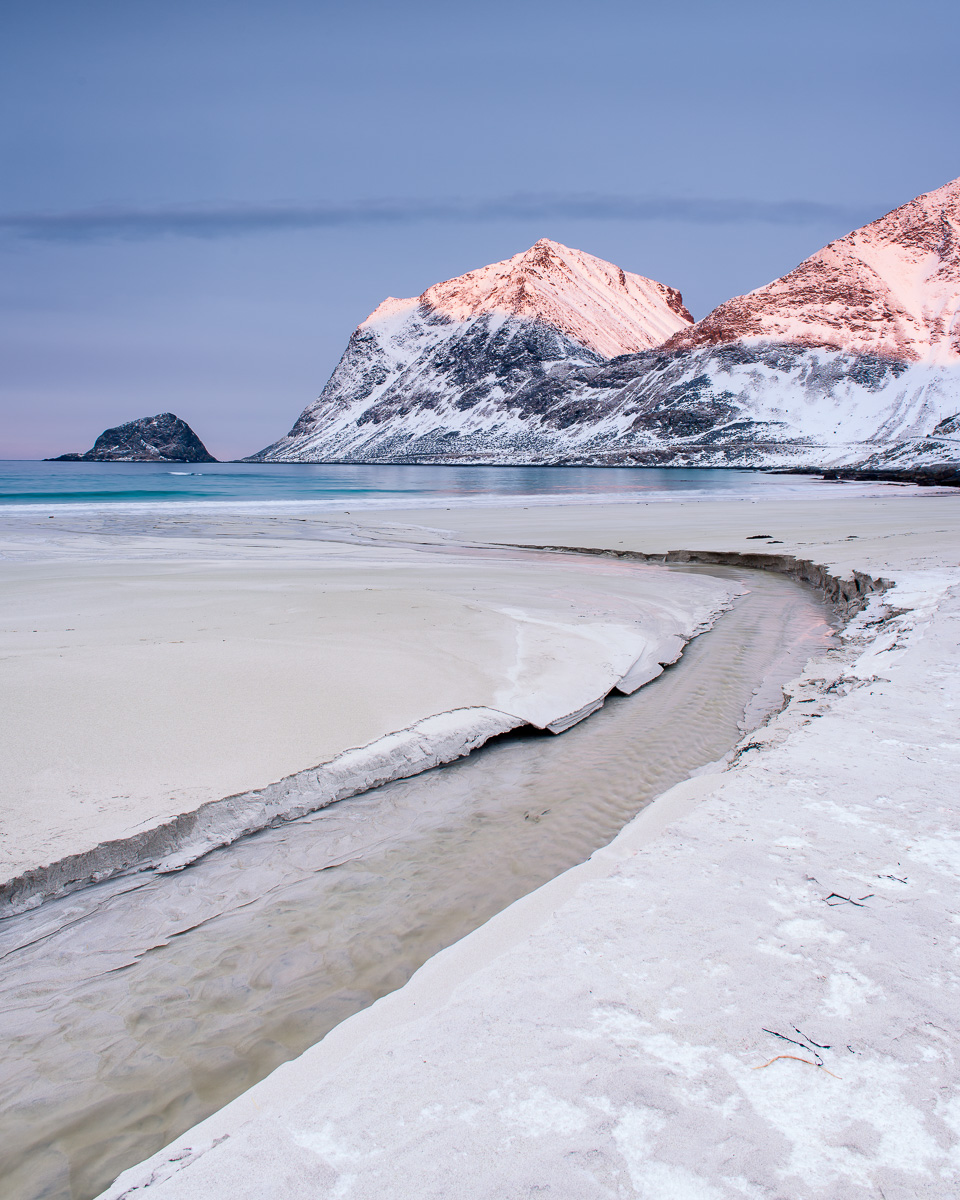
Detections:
[762, 1028, 824, 1065]
[823, 892, 873, 906]
[793, 1028, 831, 1050]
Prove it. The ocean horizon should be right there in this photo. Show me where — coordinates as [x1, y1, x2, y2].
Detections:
[0, 460, 877, 511]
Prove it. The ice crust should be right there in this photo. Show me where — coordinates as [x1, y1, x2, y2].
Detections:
[0, 629, 714, 917]
[0, 514, 737, 917]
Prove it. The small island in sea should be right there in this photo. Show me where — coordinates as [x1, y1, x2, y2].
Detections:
[48, 411, 217, 463]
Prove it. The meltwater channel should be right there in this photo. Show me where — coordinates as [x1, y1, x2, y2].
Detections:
[0, 563, 835, 1200]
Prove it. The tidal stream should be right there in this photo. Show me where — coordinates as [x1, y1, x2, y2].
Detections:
[1, 564, 835, 1200]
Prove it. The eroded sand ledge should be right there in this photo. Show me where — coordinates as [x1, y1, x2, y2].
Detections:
[98, 491, 960, 1200]
[0, 520, 739, 916]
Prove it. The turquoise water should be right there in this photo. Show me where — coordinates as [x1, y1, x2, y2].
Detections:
[0, 461, 834, 508]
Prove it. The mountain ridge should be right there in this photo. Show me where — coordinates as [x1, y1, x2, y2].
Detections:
[665, 176, 960, 364]
[249, 179, 960, 470]
[413, 238, 693, 357]
[249, 239, 693, 463]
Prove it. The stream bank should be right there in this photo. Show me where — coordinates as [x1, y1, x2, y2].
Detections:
[0, 563, 833, 1200]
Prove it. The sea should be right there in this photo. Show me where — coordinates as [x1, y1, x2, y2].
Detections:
[0, 460, 881, 510]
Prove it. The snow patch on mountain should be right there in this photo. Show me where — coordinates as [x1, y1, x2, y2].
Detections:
[573, 344, 960, 468]
[667, 176, 960, 364]
[252, 341, 958, 469]
[417, 238, 693, 358]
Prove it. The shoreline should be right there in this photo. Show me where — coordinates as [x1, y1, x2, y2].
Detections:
[782, 465, 960, 488]
[95, 492, 960, 1200]
[0, 462, 935, 520]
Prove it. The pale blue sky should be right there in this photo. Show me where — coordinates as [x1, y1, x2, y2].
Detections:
[2, 0, 958, 459]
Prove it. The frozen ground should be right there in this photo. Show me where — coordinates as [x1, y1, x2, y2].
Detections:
[99, 489, 960, 1199]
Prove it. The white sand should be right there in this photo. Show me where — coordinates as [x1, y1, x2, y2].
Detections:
[0, 512, 734, 897]
[97, 489, 960, 1199]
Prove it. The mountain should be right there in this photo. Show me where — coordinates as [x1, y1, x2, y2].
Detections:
[628, 176, 960, 470]
[247, 239, 693, 462]
[50, 413, 217, 463]
[249, 180, 960, 470]
[668, 177, 960, 364]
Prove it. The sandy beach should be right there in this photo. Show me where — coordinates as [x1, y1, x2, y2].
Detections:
[80, 484, 960, 1200]
[0, 504, 737, 910]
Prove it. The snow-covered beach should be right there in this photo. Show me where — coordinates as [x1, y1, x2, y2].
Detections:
[3, 472, 955, 1195]
[0, 500, 742, 915]
[68, 482, 960, 1200]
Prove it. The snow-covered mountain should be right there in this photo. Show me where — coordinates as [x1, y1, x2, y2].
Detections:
[247, 240, 693, 462]
[250, 181, 960, 470]
[672, 178, 960, 364]
[631, 176, 960, 469]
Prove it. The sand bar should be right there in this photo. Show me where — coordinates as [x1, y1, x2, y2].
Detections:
[0, 508, 735, 908]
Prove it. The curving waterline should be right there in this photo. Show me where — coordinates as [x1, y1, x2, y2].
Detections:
[0, 558, 843, 1200]
[510, 542, 890, 613]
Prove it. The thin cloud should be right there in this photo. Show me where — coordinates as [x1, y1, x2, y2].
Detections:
[0, 194, 882, 242]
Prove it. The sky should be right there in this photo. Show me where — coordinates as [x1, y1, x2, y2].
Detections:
[1, 0, 958, 460]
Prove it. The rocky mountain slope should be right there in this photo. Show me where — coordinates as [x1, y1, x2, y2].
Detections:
[666, 177, 960, 364]
[250, 180, 960, 469]
[247, 240, 693, 462]
[624, 174, 960, 471]
[51, 413, 217, 462]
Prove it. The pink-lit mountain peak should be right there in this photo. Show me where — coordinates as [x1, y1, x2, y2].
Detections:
[670, 175, 960, 363]
[363, 239, 693, 359]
